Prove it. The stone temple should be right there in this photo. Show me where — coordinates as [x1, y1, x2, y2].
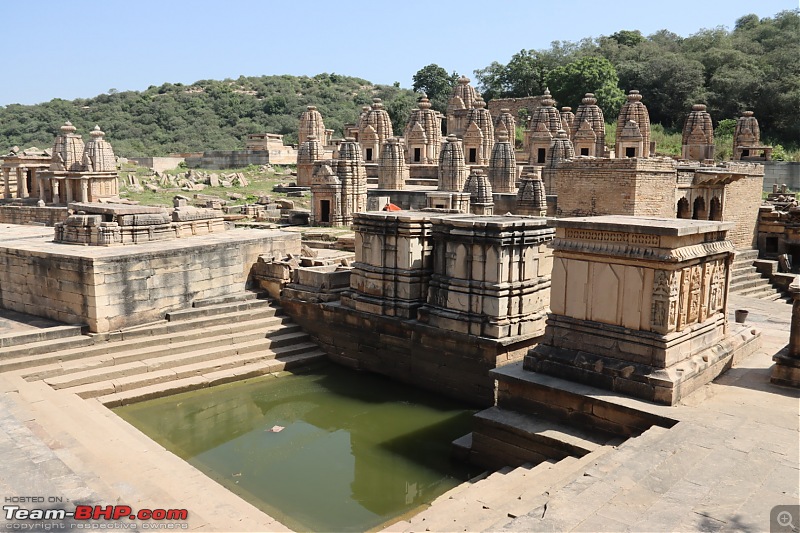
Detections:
[0, 74, 795, 533]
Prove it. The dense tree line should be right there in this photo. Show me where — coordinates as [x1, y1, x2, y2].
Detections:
[470, 10, 799, 146]
[0, 74, 416, 157]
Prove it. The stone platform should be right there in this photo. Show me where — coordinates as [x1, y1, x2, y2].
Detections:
[0, 226, 300, 332]
[525, 215, 758, 405]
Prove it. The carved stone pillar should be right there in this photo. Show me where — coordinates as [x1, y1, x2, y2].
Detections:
[52, 179, 61, 205]
[772, 277, 800, 387]
[65, 179, 73, 204]
[30, 169, 39, 199]
[791, 281, 800, 357]
[80, 179, 89, 202]
[3, 168, 9, 199]
[18, 167, 29, 198]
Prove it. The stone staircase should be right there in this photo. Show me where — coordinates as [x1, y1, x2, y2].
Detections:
[730, 249, 787, 301]
[466, 406, 618, 471]
[1, 293, 326, 406]
[382, 431, 634, 532]
[384, 424, 682, 532]
[383, 363, 681, 532]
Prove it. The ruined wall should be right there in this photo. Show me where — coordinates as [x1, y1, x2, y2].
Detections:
[366, 190, 428, 210]
[129, 157, 185, 173]
[0, 206, 68, 226]
[763, 161, 800, 192]
[723, 174, 764, 249]
[0, 229, 300, 332]
[555, 158, 677, 218]
[487, 96, 544, 121]
[185, 148, 297, 169]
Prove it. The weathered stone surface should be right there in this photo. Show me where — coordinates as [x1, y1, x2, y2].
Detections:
[447, 76, 479, 137]
[516, 169, 547, 217]
[525, 215, 760, 405]
[404, 95, 442, 164]
[572, 93, 606, 158]
[463, 98, 494, 166]
[0, 229, 300, 332]
[438, 134, 467, 192]
[377, 137, 408, 190]
[298, 106, 326, 148]
[296, 135, 323, 187]
[464, 169, 494, 216]
[488, 131, 517, 194]
[542, 130, 575, 195]
[344, 211, 437, 319]
[420, 215, 555, 339]
[616, 90, 651, 158]
[359, 98, 393, 161]
[526, 89, 561, 167]
[771, 277, 800, 387]
[682, 104, 715, 161]
[733, 111, 772, 161]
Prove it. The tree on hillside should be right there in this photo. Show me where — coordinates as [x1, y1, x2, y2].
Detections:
[474, 41, 593, 101]
[547, 56, 625, 119]
[412, 64, 457, 113]
[0, 74, 417, 157]
[609, 30, 645, 47]
[619, 53, 706, 128]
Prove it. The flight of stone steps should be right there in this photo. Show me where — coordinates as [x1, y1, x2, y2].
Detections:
[730, 249, 788, 301]
[0, 292, 326, 405]
[382, 429, 637, 532]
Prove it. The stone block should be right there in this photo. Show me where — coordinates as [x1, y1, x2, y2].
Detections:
[525, 215, 759, 404]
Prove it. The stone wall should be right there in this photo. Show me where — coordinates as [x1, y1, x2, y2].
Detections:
[763, 161, 800, 192]
[555, 158, 677, 218]
[279, 297, 535, 407]
[722, 174, 763, 249]
[0, 229, 300, 332]
[129, 157, 185, 173]
[185, 148, 297, 169]
[368, 190, 429, 210]
[0, 206, 68, 226]
[487, 96, 544, 121]
[364, 190, 555, 215]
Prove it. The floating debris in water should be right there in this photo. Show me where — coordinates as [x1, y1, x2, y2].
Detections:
[267, 425, 285, 433]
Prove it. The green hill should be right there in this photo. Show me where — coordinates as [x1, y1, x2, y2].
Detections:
[0, 74, 417, 157]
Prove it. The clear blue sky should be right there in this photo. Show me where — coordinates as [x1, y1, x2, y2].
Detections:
[2, 0, 795, 106]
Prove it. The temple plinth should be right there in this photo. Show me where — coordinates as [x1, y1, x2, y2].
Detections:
[524, 215, 761, 405]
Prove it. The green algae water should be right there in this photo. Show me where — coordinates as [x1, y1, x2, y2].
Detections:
[115, 364, 477, 532]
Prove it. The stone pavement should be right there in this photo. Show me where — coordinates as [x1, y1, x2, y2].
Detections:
[0, 308, 63, 337]
[504, 337, 800, 532]
[0, 295, 797, 532]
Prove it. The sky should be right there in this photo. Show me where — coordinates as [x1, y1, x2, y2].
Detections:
[2, 0, 796, 107]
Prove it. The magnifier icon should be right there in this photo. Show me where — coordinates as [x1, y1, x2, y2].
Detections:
[778, 510, 796, 530]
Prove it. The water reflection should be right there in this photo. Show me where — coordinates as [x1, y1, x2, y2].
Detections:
[116, 364, 476, 532]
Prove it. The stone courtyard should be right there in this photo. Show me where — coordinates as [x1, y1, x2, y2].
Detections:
[0, 293, 795, 531]
[0, 65, 798, 533]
